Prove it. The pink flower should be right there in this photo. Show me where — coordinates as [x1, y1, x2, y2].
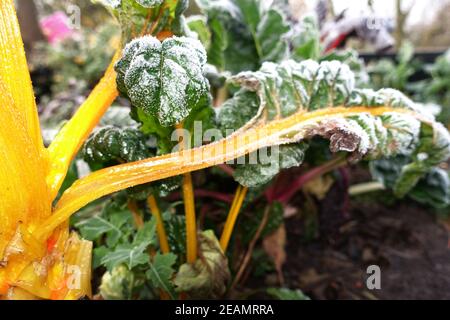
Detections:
[40, 11, 74, 44]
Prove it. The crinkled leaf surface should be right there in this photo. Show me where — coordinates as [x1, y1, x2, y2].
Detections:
[196, 0, 290, 72]
[234, 143, 308, 187]
[216, 59, 450, 193]
[52, 60, 450, 222]
[82, 126, 151, 165]
[174, 230, 230, 298]
[115, 36, 210, 126]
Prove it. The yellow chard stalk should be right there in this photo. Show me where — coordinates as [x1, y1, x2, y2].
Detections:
[0, 0, 117, 299]
[1, 0, 449, 301]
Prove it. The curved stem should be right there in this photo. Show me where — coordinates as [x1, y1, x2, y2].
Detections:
[37, 106, 415, 239]
[147, 195, 170, 254]
[127, 200, 144, 229]
[46, 51, 121, 199]
[276, 156, 347, 204]
[220, 185, 248, 252]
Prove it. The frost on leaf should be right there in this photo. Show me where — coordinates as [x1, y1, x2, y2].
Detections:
[82, 126, 151, 165]
[234, 143, 308, 188]
[217, 59, 450, 193]
[174, 230, 230, 298]
[135, 0, 164, 7]
[115, 36, 210, 126]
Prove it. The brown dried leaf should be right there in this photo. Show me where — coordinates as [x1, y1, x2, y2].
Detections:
[262, 224, 286, 285]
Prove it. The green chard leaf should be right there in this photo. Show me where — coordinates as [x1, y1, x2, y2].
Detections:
[320, 49, 369, 87]
[233, 143, 308, 188]
[235, 0, 290, 62]
[75, 197, 134, 247]
[115, 35, 211, 127]
[174, 230, 230, 298]
[195, 0, 258, 73]
[94, 0, 187, 41]
[195, 0, 290, 72]
[371, 157, 450, 208]
[82, 126, 152, 165]
[216, 59, 450, 194]
[100, 219, 157, 271]
[290, 15, 321, 61]
[145, 253, 178, 299]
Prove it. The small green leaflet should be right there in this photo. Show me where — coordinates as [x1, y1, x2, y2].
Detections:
[75, 199, 134, 247]
[145, 253, 177, 299]
[100, 219, 157, 271]
[115, 36, 210, 126]
[101, 242, 150, 271]
[371, 156, 450, 207]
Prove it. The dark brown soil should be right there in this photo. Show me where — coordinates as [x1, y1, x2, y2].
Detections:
[284, 200, 450, 300]
[243, 170, 450, 300]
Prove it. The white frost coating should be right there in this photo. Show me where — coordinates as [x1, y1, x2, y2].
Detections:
[116, 35, 210, 126]
[135, 0, 163, 8]
[417, 102, 442, 117]
[431, 122, 450, 159]
[351, 113, 379, 151]
[348, 88, 384, 106]
[318, 60, 355, 94]
[380, 112, 421, 156]
[377, 88, 435, 120]
[293, 59, 320, 81]
[417, 153, 429, 161]
[101, 0, 121, 9]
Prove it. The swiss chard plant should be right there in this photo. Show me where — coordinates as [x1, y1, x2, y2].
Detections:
[0, 0, 449, 300]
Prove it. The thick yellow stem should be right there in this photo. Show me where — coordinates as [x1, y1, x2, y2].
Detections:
[0, 0, 44, 152]
[182, 172, 197, 263]
[147, 195, 170, 254]
[127, 200, 144, 229]
[175, 123, 198, 263]
[46, 51, 121, 198]
[220, 185, 248, 252]
[37, 106, 420, 239]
